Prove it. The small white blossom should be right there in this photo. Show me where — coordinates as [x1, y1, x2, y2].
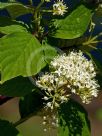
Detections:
[43, 116, 47, 120]
[71, 89, 76, 93]
[46, 102, 52, 108]
[42, 121, 46, 125]
[43, 128, 47, 132]
[43, 96, 49, 100]
[55, 102, 59, 107]
[53, 0, 68, 16]
[52, 122, 56, 126]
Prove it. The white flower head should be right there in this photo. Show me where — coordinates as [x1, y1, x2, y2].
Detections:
[50, 50, 100, 104]
[36, 50, 100, 107]
[53, 0, 68, 16]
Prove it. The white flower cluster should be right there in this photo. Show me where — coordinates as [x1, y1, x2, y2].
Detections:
[36, 73, 70, 110]
[51, 51, 100, 103]
[53, 0, 68, 16]
[36, 51, 100, 110]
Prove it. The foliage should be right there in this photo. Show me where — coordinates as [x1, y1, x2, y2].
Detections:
[19, 90, 44, 118]
[0, 76, 34, 96]
[0, 0, 102, 135]
[0, 2, 33, 18]
[50, 5, 93, 39]
[58, 99, 91, 136]
[0, 32, 47, 82]
[0, 119, 22, 136]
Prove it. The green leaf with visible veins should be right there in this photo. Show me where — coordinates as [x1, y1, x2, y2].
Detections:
[58, 99, 91, 136]
[50, 5, 93, 39]
[0, 32, 47, 83]
[0, 2, 33, 18]
[0, 119, 22, 136]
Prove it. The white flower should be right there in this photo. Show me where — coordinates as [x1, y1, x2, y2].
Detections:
[42, 121, 46, 125]
[60, 96, 64, 100]
[43, 96, 49, 100]
[60, 96, 68, 102]
[55, 102, 59, 107]
[46, 102, 52, 108]
[71, 89, 76, 93]
[52, 122, 56, 126]
[36, 50, 100, 106]
[43, 116, 47, 120]
[43, 128, 47, 132]
[50, 50, 100, 103]
[53, 0, 68, 16]
[36, 73, 55, 91]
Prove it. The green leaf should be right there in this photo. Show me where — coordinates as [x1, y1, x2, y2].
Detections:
[0, 119, 22, 136]
[42, 41, 58, 63]
[50, 5, 93, 39]
[0, 25, 27, 35]
[0, 2, 33, 18]
[19, 90, 44, 118]
[0, 76, 34, 97]
[0, 16, 27, 34]
[58, 99, 91, 136]
[0, 32, 47, 83]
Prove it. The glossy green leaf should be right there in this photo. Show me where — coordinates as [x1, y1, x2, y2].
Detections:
[0, 76, 34, 97]
[0, 2, 33, 18]
[0, 32, 46, 83]
[50, 5, 92, 39]
[58, 99, 91, 136]
[19, 90, 44, 118]
[0, 119, 22, 136]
